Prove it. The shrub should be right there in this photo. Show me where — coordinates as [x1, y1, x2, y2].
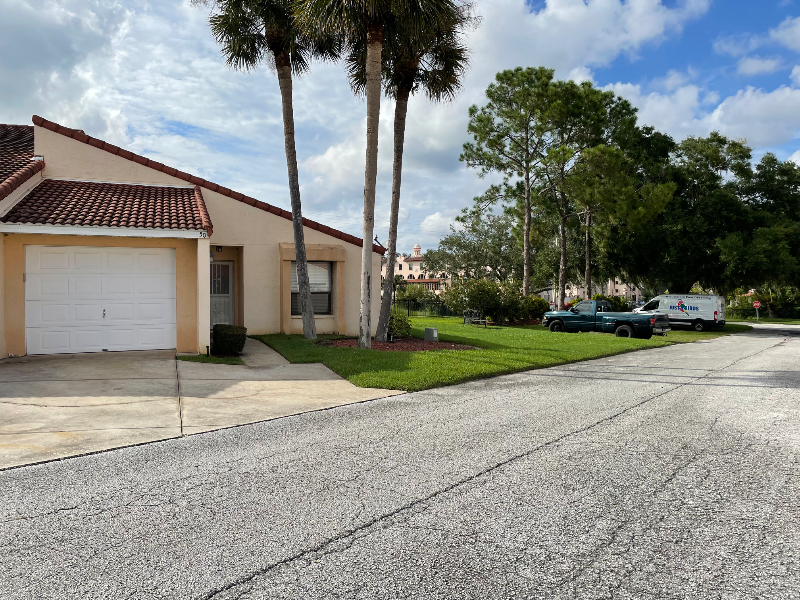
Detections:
[443, 278, 549, 324]
[521, 295, 551, 320]
[396, 283, 437, 302]
[387, 313, 412, 338]
[728, 288, 800, 319]
[443, 278, 503, 322]
[592, 294, 631, 312]
[213, 324, 247, 355]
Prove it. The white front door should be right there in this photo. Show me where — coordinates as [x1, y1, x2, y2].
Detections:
[210, 261, 234, 326]
[25, 246, 177, 355]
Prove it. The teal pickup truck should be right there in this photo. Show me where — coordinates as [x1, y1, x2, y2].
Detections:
[543, 300, 671, 339]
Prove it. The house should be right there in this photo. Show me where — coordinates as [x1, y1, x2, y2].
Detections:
[566, 278, 643, 304]
[0, 116, 384, 356]
[380, 244, 446, 294]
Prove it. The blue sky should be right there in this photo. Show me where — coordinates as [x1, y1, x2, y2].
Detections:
[1, 0, 799, 250]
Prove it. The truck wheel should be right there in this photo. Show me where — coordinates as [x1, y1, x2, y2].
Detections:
[693, 320, 706, 332]
[615, 325, 634, 338]
[549, 320, 565, 333]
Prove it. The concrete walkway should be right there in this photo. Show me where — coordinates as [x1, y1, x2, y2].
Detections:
[179, 339, 402, 435]
[0, 339, 401, 469]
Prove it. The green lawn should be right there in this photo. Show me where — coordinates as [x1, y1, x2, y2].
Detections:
[257, 319, 751, 392]
[177, 354, 244, 365]
[256, 317, 748, 392]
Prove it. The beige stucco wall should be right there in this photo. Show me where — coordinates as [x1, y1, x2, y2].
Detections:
[33, 126, 383, 337]
[2, 234, 199, 356]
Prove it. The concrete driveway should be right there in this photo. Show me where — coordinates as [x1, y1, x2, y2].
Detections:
[0, 339, 400, 469]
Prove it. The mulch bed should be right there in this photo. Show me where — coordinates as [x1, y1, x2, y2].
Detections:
[320, 337, 477, 352]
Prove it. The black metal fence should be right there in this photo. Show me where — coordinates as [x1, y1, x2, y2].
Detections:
[392, 300, 459, 318]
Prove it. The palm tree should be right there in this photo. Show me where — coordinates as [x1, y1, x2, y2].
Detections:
[295, 0, 458, 349]
[202, 0, 338, 340]
[354, 7, 471, 342]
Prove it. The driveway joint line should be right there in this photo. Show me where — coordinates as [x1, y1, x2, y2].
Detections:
[175, 356, 184, 436]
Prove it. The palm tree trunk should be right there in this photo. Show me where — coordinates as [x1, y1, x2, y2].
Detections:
[522, 176, 531, 296]
[584, 212, 591, 299]
[559, 216, 568, 308]
[376, 87, 410, 342]
[358, 24, 383, 349]
[276, 52, 316, 339]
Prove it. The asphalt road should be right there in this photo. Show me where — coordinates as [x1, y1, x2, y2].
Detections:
[2, 325, 799, 599]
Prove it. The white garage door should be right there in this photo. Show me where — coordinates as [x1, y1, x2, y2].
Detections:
[25, 246, 177, 355]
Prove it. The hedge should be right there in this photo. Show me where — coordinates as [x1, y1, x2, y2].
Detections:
[213, 324, 247, 355]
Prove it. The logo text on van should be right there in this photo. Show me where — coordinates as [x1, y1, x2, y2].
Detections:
[672, 300, 699, 313]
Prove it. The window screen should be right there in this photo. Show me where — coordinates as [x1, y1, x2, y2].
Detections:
[291, 262, 332, 315]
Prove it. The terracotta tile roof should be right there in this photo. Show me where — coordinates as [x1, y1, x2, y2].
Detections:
[31, 115, 385, 254]
[0, 124, 45, 202]
[0, 179, 213, 235]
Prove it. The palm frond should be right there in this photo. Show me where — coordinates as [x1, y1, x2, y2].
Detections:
[205, 0, 340, 76]
[341, 0, 472, 101]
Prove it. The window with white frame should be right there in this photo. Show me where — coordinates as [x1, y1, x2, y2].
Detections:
[291, 262, 332, 315]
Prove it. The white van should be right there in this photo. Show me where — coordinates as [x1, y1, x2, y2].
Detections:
[635, 294, 726, 331]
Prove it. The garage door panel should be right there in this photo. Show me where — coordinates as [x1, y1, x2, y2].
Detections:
[71, 277, 104, 297]
[41, 304, 71, 325]
[104, 276, 135, 296]
[105, 303, 136, 321]
[25, 246, 177, 355]
[137, 300, 175, 322]
[138, 252, 173, 273]
[73, 329, 105, 352]
[105, 328, 137, 350]
[138, 326, 176, 348]
[29, 247, 70, 271]
[26, 275, 70, 300]
[74, 250, 103, 269]
[26, 329, 71, 354]
[137, 275, 175, 297]
[74, 303, 104, 323]
[107, 251, 134, 271]
[25, 302, 72, 327]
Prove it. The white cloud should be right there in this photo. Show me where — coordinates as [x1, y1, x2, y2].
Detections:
[770, 16, 800, 51]
[419, 212, 455, 237]
[652, 69, 695, 91]
[790, 150, 800, 166]
[792, 65, 800, 86]
[737, 56, 783, 76]
[713, 34, 762, 57]
[608, 82, 800, 148]
[568, 66, 596, 84]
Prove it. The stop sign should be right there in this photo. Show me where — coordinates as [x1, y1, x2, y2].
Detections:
[753, 301, 761, 308]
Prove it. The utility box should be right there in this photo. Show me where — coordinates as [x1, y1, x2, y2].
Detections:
[424, 327, 439, 342]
